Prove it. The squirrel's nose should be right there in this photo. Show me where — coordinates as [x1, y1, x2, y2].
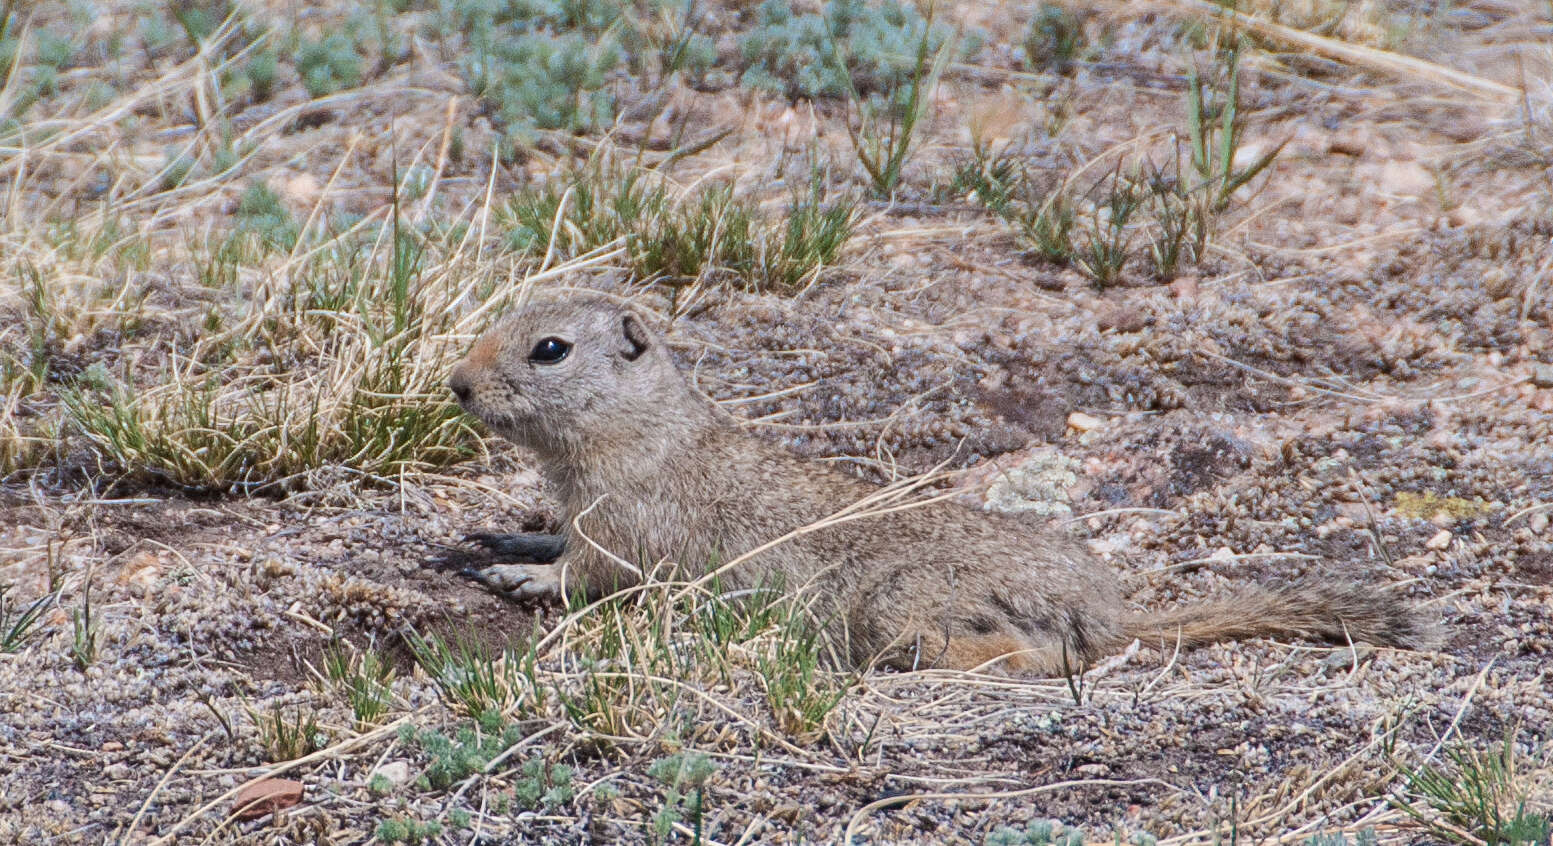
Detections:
[449, 369, 472, 403]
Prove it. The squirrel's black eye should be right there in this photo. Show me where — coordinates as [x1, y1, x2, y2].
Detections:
[528, 337, 571, 364]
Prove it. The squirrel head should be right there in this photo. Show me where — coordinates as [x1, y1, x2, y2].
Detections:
[449, 296, 705, 460]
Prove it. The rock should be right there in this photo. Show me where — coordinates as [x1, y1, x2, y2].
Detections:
[1530, 364, 1553, 389]
[1425, 529, 1453, 551]
[1067, 412, 1104, 433]
[1096, 304, 1147, 333]
[1322, 645, 1373, 671]
[233, 778, 304, 821]
[370, 761, 411, 787]
[1530, 512, 1549, 535]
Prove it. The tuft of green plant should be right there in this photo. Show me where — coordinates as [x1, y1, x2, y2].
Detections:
[170, 0, 233, 47]
[739, 0, 970, 102]
[752, 174, 858, 293]
[0, 23, 74, 121]
[399, 721, 539, 791]
[374, 817, 443, 845]
[1020, 3, 1086, 72]
[499, 159, 855, 294]
[240, 48, 278, 102]
[647, 752, 717, 845]
[234, 181, 299, 251]
[832, 3, 956, 198]
[61, 202, 485, 493]
[438, 1, 634, 153]
[1185, 41, 1286, 213]
[251, 703, 329, 763]
[754, 601, 849, 739]
[1301, 829, 1378, 846]
[1394, 729, 1551, 845]
[984, 818, 1086, 846]
[69, 583, 97, 671]
[0, 583, 54, 653]
[514, 755, 576, 810]
[1071, 165, 1142, 288]
[628, 181, 757, 287]
[322, 641, 397, 730]
[295, 32, 363, 98]
[405, 630, 540, 729]
[981, 819, 1093, 844]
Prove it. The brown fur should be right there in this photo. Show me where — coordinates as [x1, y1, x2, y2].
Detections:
[448, 296, 1438, 672]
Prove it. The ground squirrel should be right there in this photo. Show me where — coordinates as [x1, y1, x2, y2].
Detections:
[446, 296, 1436, 672]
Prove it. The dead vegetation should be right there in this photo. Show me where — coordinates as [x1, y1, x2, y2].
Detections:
[2, 1, 1552, 844]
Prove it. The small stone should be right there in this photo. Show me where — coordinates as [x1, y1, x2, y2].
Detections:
[1530, 364, 1553, 389]
[1096, 304, 1146, 333]
[1529, 512, 1549, 535]
[1425, 529, 1453, 551]
[1169, 277, 1199, 299]
[371, 761, 411, 787]
[1075, 763, 1109, 777]
[1322, 645, 1373, 670]
[1067, 412, 1104, 433]
[233, 778, 304, 821]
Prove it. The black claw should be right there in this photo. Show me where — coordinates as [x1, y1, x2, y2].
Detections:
[458, 567, 493, 586]
[464, 532, 566, 563]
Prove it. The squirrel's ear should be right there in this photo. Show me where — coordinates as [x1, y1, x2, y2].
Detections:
[620, 313, 650, 361]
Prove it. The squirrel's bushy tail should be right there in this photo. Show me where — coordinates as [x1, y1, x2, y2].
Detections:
[1120, 579, 1438, 652]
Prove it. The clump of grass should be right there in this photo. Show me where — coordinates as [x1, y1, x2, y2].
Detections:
[958, 41, 1281, 285]
[405, 630, 540, 730]
[1184, 40, 1286, 213]
[754, 600, 849, 738]
[69, 583, 97, 671]
[0, 583, 54, 653]
[252, 703, 329, 763]
[61, 210, 489, 493]
[548, 576, 855, 744]
[1394, 729, 1551, 845]
[1020, 3, 1087, 73]
[754, 174, 857, 293]
[498, 159, 856, 295]
[0, 22, 75, 121]
[628, 181, 757, 287]
[322, 641, 397, 730]
[835, 3, 955, 198]
[1071, 165, 1143, 288]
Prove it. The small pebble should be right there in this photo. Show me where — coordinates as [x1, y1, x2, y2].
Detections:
[1067, 412, 1104, 433]
[1425, 529, 1453, 551]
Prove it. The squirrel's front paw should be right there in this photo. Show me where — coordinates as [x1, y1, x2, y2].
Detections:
[462, 563, 563, 601]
